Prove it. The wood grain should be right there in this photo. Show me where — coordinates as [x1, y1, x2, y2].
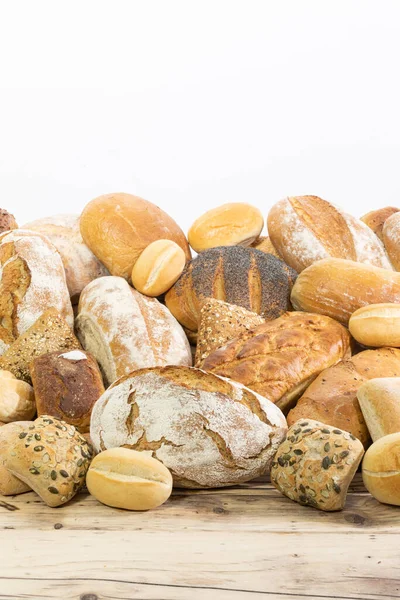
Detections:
[1, 475, 399, 600]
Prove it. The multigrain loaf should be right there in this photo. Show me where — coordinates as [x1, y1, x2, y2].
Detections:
[267, 196, 393, 272]
[90, 366, 287, 489]
[383, 212, 400, 270]
[0, 371, 35, 423]
[361, 207, 399, 241]
[357, 378, 400, 441]
[23, 214, 109, 302]
[165, 246, 297, 332]
[0, 421, 32, 495]
[362, 433, 400, 505]
[201, 312, 351, 413]
[287, 348, 400, 447]
[76, 276, 192, 386]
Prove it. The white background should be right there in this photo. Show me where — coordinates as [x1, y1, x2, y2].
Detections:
[0, 0, 400, 234]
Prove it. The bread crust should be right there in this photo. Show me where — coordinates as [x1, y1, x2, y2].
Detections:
[383, 212, 400, 270]
[362, 432, 400, 505]
[361, 207, 399, 241]
[357, 378, 400, 441]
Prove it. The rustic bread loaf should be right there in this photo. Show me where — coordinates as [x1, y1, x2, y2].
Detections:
[361, 207, 399, 241]
[90, 366, 287, 489]
[0, 209, 18, 233]
[0, 371, 35, 422]
[76, 276, 192, 386]
[383, 212, 400, 270]
[291, 258, 400, 325]
[0, 308, 81, 383]
[271, 419, 364, 511]
[131, 239, 186, 297]
[80, 193, 191, 280]
[0, 229, 74, 354]
[357, 378, 400, 441]
[267, 196, 392, 272]
[362, 432, 400, 506]
[287, 348, 400, 447]
[188, 203, 264, 252]
[250, 236, 281, 258]
[4, 415, 94, 507]
[86, 448, 173, 510]
[201, 312, 351, 413]
[30, 350, 105, 433]
[0, 421, 32, 495]
[165, 246, 297, 332]
[195, 298, 264, 367]
[23, 214, 109, 303]
[349, 303, 400, 347]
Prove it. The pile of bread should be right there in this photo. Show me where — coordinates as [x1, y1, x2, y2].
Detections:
[1, 195, 400, 513]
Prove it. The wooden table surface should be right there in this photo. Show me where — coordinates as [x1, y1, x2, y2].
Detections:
[1, 473, 399, 600]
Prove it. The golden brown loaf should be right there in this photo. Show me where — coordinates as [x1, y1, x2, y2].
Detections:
[80, 193, 191, 280]
[357, 378, 400, 441]
[287, 348, 400, 447]
[86, 448, 173, 511]
[165, 246, 297, 332]
[0, 308, 81, 383]
[291, 258, 400, 325]
[30, 350, 105, 433]
[349, 303, 400, 347]
[90, 366, 287, 489]
[23, 214, 109, 303]
[0, 371, 35, 423]
[267, 195, 392, 272]
[362, 433, 400, 506]
[361, 207, 399, 241]
[250, 236, 281, 258]
[271, 419, 364, 511]
[0, 421, 32, 496]
[76, 276, 192, 386]
[194, 298, 264, 366]
[201, 312, 351, 413]
[383, 212, 400, 270]
[131, 239, 186, 297]
[188, 203, 264, 252]
[0, 229, 74, 353]
[0, 209, 18, 233]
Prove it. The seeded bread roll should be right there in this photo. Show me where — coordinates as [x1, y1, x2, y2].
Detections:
[271, 419, 364, 511]
[349, 303, 400, 347]
[0, 421, 32, 495]
[90, 366, 287, 489]
[0, 209, 18, 233]
[383, 212, 400, 271]
[267, 196, 392, 272]
[202, 311, 351, 413]
[0, 371, 35, 423]
[361, 207, 399, 241]
[4, 415, 94, 507]
[362, 432, 400, 505]
[357, 378, 400, 442]
[165, 246, 297, 332]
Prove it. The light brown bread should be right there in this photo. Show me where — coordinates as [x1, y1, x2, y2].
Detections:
[349, 303, 400, 347]
[0, 421, 32, 496]
[271, 419, 364, 511]
[357, 378, 400, 441]
[80, 193, 191, 280]
[201, 312, 351, 413]
[90, 366, 287, 489]
[287, 348, 400, 447]
[0, 371, 35, 423]
[250, 236, 281, 258]
[291, 258, 400, 325]
[165, 246, 297, 332]
[195, 298, 264, 366]
[0, 209, 18, 233]
[361, 207, 399, 241]
[383, 212, 400, 271]
[0, 309, 81, 383]
[188, 203, 264, 252]
[267, 196, 392, 272]
[362, 433, 400, 506]
[30, 350, 105, 433]
[131, 239, 186, 297]
[86, 448, 173, 510]
[76, 276, 192, 386]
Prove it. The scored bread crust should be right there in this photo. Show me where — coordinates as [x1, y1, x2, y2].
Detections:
[90, 365, 287, 489]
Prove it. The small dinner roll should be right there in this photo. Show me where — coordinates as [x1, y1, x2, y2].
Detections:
[362, 432, 400, 505]
[349, 303, 400, 347]
[131, 239, 186, 297]
[86, 448, 173, 511]
[0, 370, 36, 423]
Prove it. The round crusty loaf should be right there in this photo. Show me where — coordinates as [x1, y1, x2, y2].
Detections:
[267, 196, 393, 273]
[23, 214, 109, 303]
[383, 212, 400, 271]
[90, 365, 287, 489]
[0, 229, 74, 354]
[362, 432, 400, 506]
[76, 276, 192, 386]
[165, 246, 297, 332]
[361, 207, 399, 241]
[80, 193, 191, 280]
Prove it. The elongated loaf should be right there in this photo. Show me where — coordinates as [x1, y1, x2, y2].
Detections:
[76, 276, 192, 386]
[291, 258, 400, 325]
[90, 366, 287, 489]
[357, 378, 400, 441]
[267, 196, 392, 272]
[0, 229, 74, 353]
[201, 312, 351, 413]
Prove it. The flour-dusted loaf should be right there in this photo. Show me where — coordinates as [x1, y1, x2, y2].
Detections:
[271, 419, 364, 511]
[0, 421, 32, 496]
[202, 312, 351, 413]
[267, 196, 393, 272]
[76, 277, 192, 386]
[357, 378, 400, 442]
[90, 366, 287, 488]
[361, 207, 399, 241]
[0, 229, 74, 354]
[23, 214, 109, 302]
[165, 246, 297, 332]
[383, 212, 400, 271]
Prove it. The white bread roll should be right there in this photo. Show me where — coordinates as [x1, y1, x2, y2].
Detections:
[76, 276, 192, 386]
[349, 303, 400, 347]
[357, 378, 400, 441]
[0, 421, 32, 496]
[0, 370, 35, 423]
[362, 432, 400, 506]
